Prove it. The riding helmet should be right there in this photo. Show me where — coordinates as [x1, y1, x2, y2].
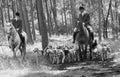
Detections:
[15, 12, 20, 16]
[79, 6, 85, 10]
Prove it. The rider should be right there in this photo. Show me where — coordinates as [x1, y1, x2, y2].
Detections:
[11, 12, 23, 40]
[72, 6, 94, 43]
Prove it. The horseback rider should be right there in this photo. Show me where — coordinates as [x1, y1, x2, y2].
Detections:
[11, 12, 23, 41]
[73, 6, 94, 43]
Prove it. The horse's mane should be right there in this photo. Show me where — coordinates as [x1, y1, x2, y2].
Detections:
[77, 22, 86, 35]
[6, 22, 18, 38]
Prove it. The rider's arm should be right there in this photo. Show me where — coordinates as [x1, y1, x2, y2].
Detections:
[83, 13, 90, 25]
[11, 19, 16, 28]
[18, 19, 22, 31]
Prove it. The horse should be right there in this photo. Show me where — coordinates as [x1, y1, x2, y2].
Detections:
[5, 22, 27, 61]
[75, 22, 93, 61]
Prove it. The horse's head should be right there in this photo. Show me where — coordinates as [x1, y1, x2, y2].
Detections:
[75, 22, 90, 44]
[5, 22, 15, 35]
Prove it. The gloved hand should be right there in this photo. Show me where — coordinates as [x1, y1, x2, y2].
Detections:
[16, 28, 19, 31]
[77, 20, 80, 23]
[82, 23, 85, 25]
[74, 27, 77, 32]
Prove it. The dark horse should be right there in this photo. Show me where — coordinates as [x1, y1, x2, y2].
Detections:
[75, 22, 93, 61]
[5, 22, 27, 61]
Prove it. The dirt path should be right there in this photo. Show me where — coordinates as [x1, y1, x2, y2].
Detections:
[21, 39, 120, 77]
[20, 53, 120, 77]
[1, 37, 120, 77]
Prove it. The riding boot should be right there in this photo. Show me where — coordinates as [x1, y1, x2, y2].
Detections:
[18, 33, 25, 45]
[7, 35, 10, 41]
[86, 27, 94, 41]
[73, 32, 77, 43]
[91, 32, 94, 41]
[7, 35, 11, 48]
[18, 33, 22, 40]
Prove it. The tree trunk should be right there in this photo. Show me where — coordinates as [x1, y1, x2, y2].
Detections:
[103, 0, 112, 38]
[18, 0, 26, 31]
[70, 0, 76, 28]
[36, 1, 41, 35]
[115, 0, 119, 39]
[49, 7, 54, 34]
[30, 0, 36, 40]
[98, 0, 102, 41]
[12, 0, 15, 18]
[7, 0, 10, 21]
[15, 0, 20, 12]
[50, 0, 59, 34]
[22, 0, 33, 44]
[45, 0, 52, 36]
[36, 0, 48, 50]
[0, 6, 5, 35]
[63, 0, 67, 34]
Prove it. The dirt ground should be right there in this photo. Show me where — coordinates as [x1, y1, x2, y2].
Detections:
[1, 36, 120, 77]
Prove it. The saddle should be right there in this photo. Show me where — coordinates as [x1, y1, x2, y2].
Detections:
[86, 26, 94, 41]
[78, 25, 94, 41]
[16, 29, 25, 44]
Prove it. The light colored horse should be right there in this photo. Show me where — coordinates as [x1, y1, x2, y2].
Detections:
[75, 23, 93, 61]
[5, 22, 27, 61]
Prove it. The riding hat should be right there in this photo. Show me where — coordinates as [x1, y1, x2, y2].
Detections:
[15, 12, 20, 16]
[79, 6, 85, 10]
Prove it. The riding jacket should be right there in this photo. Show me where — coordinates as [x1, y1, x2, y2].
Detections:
[11, 18, 22, 33]
[77, 11, 90, 29]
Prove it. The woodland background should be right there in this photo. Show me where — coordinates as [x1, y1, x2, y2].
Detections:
[0, 0, 120, 49]
[0, 0, 120, 77]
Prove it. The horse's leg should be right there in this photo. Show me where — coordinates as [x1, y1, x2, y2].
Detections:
[12, 48, 17, 59]
[76, 50, 79, 61]
[84, 45, 88, 60]
[62, 54, 65, 64]
[57, 55, 60, 64]
[74, 52, 76, 62]
[89, 44, 92, 60]
[19, 46, 22, 56]
[81, 45, 84, 60]
[79, 45, 83, 61]
[21, 44, 26, 61]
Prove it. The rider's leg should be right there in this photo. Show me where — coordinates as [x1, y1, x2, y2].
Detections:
[86, 26, 94, 40]
[7, 35, 11, 48]
[7, 35, 10, 41]
[91, 32, 94, 40]
[17, 30, 23, 44]
[73, 33, 76, 43]
[73, 28, 78, 43]
[18, 30, 25, 45]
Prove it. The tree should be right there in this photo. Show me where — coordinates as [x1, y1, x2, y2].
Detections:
[18, 0, 33, 44]
[36, 0, 48, 49]
[70, 0, 76, 28]
[103, 0, 112, 38]
[7, 0, 10, 21]
[114, 0, 119, 38]
[12, 0, 15, 18]
[30, 0, 36, 40]
[22, 0, 33, 44]
[63, 0, 67, 26]
[18, 0, 26, 31]
[98, 0, 102, 41]
[50, 0, 59, 34]
[0, 0, 5, 35]
[45, 0, 52, 36]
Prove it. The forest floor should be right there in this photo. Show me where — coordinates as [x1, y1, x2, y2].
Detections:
[0, 35, 120, 77]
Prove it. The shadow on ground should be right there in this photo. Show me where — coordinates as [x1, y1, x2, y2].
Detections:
[21, 56, 120, 77]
